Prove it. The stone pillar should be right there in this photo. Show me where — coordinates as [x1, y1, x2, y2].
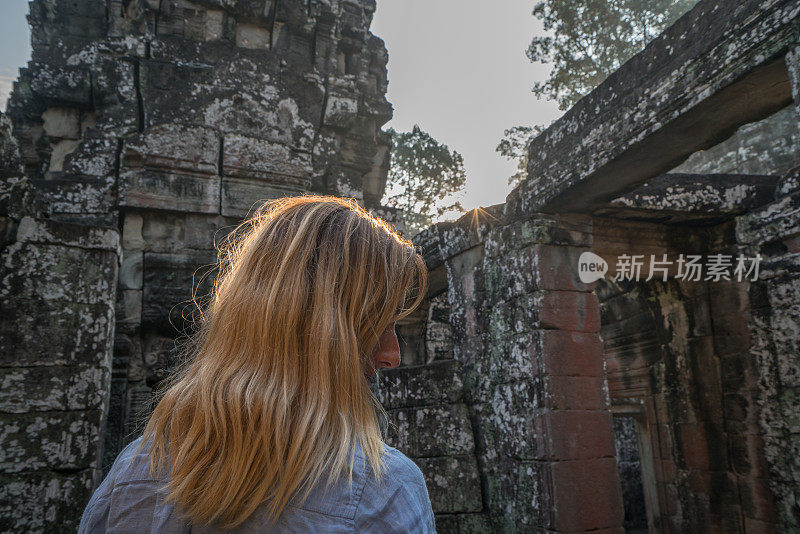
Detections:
[736, 165, 800, 531]
[787, 44, 800, 121]
[0, 217, 120, 531]
[478, 214, 625, 532]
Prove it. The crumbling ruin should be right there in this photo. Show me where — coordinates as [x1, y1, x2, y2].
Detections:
[2, 0, 800, 533]
[376, 1, 800, 531]
[1, 0, 394, 530]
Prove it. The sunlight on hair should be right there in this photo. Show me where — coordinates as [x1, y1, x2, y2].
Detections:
[139, 195, 427, 528]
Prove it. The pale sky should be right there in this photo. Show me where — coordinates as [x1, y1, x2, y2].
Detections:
[372, 0, 562, 210]
[0, 2, 30, 112]
[0, 0, 562, 212]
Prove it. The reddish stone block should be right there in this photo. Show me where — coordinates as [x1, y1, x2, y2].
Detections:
[743, 517, 778, 534]
[531, 244, 595, 292]
[679, 422, 711, 471]
[661, 459, 677, 481]
[729, 433, 771, 478]
[664, 483, 681, 517]
[688, 470, 739, 505]
[653, 394, 670, 421]
[543, 376, 608, 411]
[539, 291, 601, 333]
[655, 424, 675, 461]
[536, 410, 616, 460]
[535, 329, 605, 377]
[548, 457, 624, 531]
[739, 476, 777, 523]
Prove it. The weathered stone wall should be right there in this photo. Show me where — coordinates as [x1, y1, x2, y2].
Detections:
[0, 110, 121, 531]
[395, 193, 794, 532]
[1, 0, 395, 530]
[386, 210, 626, 532]
[737, 165, 800, 530]
[386, 2, 800, 532]
[674, 106, 800, 176]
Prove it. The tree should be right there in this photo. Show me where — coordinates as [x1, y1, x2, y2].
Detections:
[498, 0, 698, 186]
[384, 125, 466, 236]
[528, 0, 698, 110]
[495, 125, 542, 188]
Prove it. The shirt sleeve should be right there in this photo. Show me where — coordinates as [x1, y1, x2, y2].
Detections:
[354, 449, 436, 533]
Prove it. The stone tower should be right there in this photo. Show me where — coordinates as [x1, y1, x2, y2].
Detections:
[0, 0, 394, 530]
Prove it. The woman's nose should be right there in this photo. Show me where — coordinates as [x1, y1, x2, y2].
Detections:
[374, 326, 401, 370]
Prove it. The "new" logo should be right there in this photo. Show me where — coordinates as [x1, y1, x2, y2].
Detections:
[577, 252, 608, 284]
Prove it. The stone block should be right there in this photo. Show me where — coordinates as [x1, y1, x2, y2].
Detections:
[536, 291, 601, 332]
[678, 422, 712, 471]
[223, 134, 313, 183]
[0, 298, 114, 367]
[1, 242, 118, 305]
[29, 63, 92, 107]
[414, 455, 483, 514]
[221, 176, 304, 218]
[383, 406, 411, 454]
[533, 329, 605, 377]
[120, 250, 143, 289]
[122, 212, 145, 251]
[33, 177, 116, 215]
[739, 476, 778, 522]
[483, 216, 593, 259]
[434, 513, 491, 534]
[235, 23, 270, 49]
[62, 134, 119, 178]
[0, 469, 94, 532]
[484, 380, 539, 459]
[387, 403, 475, 458]
[0, 365, 108, 413]
[141, 211, 186, 252]
[117, 289, 142, 329]
[184, 214, 237, 250]
[535, 410, 616, 461]
[120, 168, 221, 213]
[323, 92, 359, 129]
[0, 410, 103, 472]
[141, 250, 217, 329]
[48, 139, 81, 172]
[41, 107, 81, 138]
[532, 244, 596, 292]
[548, 457, 624, 531]
[377, 359, 464, 409]
[123, 124, 219, 175]
[543, 375, 608, 411]
[15, 216, 119, 251]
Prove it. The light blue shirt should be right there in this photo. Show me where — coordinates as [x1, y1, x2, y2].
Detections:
[79, 436, 436, 533]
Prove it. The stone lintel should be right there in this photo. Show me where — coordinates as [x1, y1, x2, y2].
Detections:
[509, 0, 799, 216]
[594, 173, 780, 223]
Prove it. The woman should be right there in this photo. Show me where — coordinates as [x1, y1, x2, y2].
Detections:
[80, 196, 435, 532]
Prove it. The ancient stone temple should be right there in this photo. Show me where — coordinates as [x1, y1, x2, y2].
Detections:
[0, 0, 394, 530]
[2, 0, 800, 533]
[378, 1, 800, 532]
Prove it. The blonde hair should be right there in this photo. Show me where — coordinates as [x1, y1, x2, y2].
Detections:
[140, 196, 427, 528]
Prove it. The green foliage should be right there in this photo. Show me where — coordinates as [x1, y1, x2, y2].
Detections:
[528, 0, 698, 110]
[498, 0, 698, 187]
[384, 125, 466, 236]
[495, 125, 543, 187]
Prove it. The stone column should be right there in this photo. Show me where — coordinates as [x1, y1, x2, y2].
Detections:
[787, 44, 800, 121]
[478, 214, 625, 532]
[0, 217, 120, 531]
